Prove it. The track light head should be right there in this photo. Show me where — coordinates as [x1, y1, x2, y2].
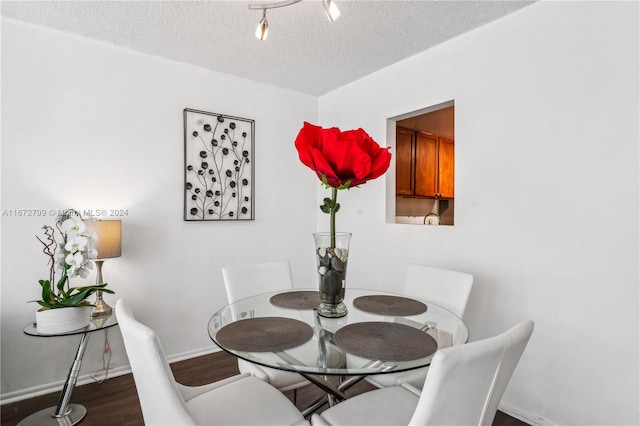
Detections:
[255, 9, 268, 40]
[322, 0, 340, 22]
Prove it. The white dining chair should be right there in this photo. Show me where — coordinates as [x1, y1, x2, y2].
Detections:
[222, 261, 312, 399]
[115, 299, 308, 426]
[222, 261, 295, 303]
[312, 320, 534, 426]
[403, 264, 474, 318]
[366, 263, 474, 389]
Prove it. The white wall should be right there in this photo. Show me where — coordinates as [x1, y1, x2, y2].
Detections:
[1, 18, 319, 399]
[2, 2, 639, 425]
[319, 2, 638, 425]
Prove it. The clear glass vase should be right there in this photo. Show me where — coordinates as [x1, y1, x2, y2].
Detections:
[313, 232, 351, 318]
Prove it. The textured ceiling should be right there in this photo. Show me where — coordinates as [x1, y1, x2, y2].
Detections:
[1, 0, 534, 96]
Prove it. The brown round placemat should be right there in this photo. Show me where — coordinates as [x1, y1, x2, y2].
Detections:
[353, 295, 427, 316]
[333, 322, 437, 362]
[270, 291, 321, 309]
[216, 317, 314, 352]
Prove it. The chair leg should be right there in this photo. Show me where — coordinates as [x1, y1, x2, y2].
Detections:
[293, 388, 297, 406]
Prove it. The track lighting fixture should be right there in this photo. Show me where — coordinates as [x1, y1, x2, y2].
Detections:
[249, 0, 339, 41]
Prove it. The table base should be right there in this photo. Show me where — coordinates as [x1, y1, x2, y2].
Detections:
[17, 403, 87, 426]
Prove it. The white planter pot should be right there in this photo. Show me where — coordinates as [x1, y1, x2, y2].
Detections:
[36, 306, 92, 334]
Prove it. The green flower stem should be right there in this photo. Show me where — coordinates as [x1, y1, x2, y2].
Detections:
[330, 186, 337, 248]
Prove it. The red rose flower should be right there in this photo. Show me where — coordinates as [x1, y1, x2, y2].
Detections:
[294, 122, 391, 188]
[294, 122, 392, 246]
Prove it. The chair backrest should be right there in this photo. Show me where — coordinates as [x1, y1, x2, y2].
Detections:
[115, 299, 197, 426]
[403, 264, 473, 318]
[409, 320, 534, 426]
[222, 261, 294, 303]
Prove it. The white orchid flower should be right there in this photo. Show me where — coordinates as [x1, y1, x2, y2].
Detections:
[55, 251, 67, 269]
[54, 232, 65, 245]
[88, 248, 98, 260]
[78, 267, 90, 279]
[64, 236, 88, 253]
[62, 217, 86, 238]
[65, 252, 85, 276]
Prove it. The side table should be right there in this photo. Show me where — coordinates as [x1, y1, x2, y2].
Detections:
[18, 314, 119, 426]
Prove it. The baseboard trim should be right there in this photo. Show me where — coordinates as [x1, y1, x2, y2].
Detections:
[499, 402, 555, 426]
[0, 346, 220, 405]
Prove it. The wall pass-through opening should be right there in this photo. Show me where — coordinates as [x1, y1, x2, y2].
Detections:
[390, 100, 454, 226]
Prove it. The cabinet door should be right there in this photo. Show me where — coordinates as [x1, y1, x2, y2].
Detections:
[395, 127, 415, 196]
[414, 133, 438, 197]
[438, 137, 455, 198]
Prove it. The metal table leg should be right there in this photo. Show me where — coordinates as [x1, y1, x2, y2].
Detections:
[18, 332, 91, 426]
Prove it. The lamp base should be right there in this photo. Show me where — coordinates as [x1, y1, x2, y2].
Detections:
[17, 404, 86, 426]
[91, 297, 112, 317]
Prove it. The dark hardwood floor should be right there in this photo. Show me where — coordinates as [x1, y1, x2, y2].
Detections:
[2, 351, 528, 425]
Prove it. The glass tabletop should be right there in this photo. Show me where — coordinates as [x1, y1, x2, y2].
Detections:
[24, 313, 118, 337]
[208, 288, 468, 377]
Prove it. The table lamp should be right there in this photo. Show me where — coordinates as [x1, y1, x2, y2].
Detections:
[90, 219, 121, 317]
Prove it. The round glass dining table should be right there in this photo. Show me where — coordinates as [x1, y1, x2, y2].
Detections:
[208, 288, 468, 378]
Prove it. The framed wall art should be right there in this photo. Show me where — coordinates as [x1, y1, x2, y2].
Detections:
[184, 108, 255, 221]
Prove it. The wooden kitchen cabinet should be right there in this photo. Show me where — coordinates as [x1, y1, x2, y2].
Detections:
[437, 137, 454, 199]
[414, 132, 438, 197]
[395, 127, 415, 196]
[396, 127, 454, 199]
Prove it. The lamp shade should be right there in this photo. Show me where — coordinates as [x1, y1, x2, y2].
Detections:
[88, 219, 122, 260]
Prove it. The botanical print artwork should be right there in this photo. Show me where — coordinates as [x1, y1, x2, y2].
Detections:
[184, 109, 254, 221]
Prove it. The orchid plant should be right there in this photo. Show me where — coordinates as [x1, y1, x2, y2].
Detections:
[33, 209, 113, 309]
